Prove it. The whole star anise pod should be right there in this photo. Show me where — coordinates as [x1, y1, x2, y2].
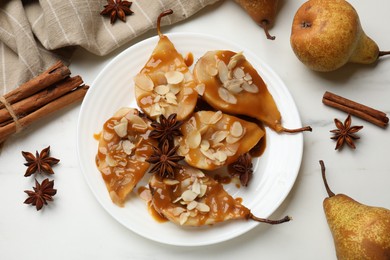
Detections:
[146, 140, 184, 179]
[100, 0, 134, 24]
[229, 153, 253, 186]
[149, 113, 184, 146]
[330, 114, 363, 150]
[24, 178, 57, 211]
[22, 146, 60, 177]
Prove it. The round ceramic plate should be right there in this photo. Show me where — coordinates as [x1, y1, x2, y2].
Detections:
[77, 33, 303, 246]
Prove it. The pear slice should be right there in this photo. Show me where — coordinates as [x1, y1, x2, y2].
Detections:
[148, 165, 291, 226]
[134, 10, 198, 121]
[176, 110, 264, 170]
[193, 50, 311, 133]
[96, 108, 156, 206]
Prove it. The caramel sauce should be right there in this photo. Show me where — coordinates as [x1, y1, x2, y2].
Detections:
[184, 52, 194, 67]
[93, 132, 101, 141]
[148, 201, 168, 223]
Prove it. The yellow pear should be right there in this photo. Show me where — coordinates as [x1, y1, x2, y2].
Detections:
[319, 160, 390, 259]
[290, 0, 390, 72]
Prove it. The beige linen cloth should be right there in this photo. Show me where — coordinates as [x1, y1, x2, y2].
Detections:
[0, 0, 219, 94]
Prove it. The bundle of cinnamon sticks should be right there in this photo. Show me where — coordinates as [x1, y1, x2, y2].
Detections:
[0, 61, 88, 144]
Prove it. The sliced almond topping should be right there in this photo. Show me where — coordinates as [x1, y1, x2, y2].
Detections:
[113, 119, 128, 138]
[139, 188, 152, 202]
[199, 184, 207, 197]
[154, 84, 170, 95]
[208, 111, 223, 125]
[214, 150, 228, 162]
[242, 82, 259, 93]
[178, 144, 189, 156]
[230, 121, 243, 137]
[103, 131, 114, 141]
[182, 87, 193, 96]
[233, 67, 245, 79]
[200, 140, 210, 151]
[169, 84, 181, 95]
[126, 114, 148, 130]
[244, 73, 252, 82]
[172, 207, 185, 216]
[105, 155, 117, 167]
[134, 73, 154, 91]
[179, 212, 190, 225]
[163, 179, 180, 185]
[191, 179, 201, 194]
[224, 78, 244, 94]
[113, 107, 132, 118]
[200, 148, 215, 161]
[181, 190, 198, 202]
[227, 52, 245, 70]
[195, 83, 205, 96]
[187, 201, 198, 211]
[225, 143, 239, 155]
[165, 92, 178, 105]
[226, 134, 243, 144]
[217, 60, 229, 83]
[218, 87, 237, 104]
[165, 71, 184, 85]
[186, 130, 201, 149]
[211, 130, 229, 144]
[98, 147, 107, 155]
[122, 140, 135, 155]
[196, 202, 210, 213]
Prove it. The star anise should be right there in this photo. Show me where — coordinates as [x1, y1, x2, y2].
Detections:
[22, 146, 60, 177]
[146, 140, 184, 179]
[100, 0, 134, 24]
[24, 178, 57, 211]
[330, 114, 363, 150]
[149, 113, 184, 146]
[229, 153, 253, 186]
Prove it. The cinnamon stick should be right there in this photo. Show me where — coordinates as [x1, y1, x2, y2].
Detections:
[322, 91, 388, 128]
[0, 61, 70, 109]
[0, 85, 89, 143]
[0, 76, 82, 124]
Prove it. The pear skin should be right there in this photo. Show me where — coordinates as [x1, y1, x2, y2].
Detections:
[235, 0, 279, 40]
[320, 160, 390, 259]
[291, 0, 390, 72]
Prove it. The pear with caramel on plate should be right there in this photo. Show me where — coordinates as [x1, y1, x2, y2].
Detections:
[193, 50, 311, 133]
[134, 10, 198, 121]
[176, 110, 264, 170]
[148, 165, 291, 226]
[96, 108, 156, 206]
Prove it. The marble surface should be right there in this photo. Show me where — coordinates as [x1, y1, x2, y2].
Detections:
[1, 0, 389, 259]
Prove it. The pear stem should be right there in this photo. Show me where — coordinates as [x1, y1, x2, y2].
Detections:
[319, 160, 335, 198]
[260, 20, 275, 40]
[281, 125, 313, 133]
[249, 214, 291, 224]
[157, 9, 173, 38]
[378, 51, 390, 57]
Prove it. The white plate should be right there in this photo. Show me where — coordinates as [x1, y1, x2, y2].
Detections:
[77, 33, 303, 246]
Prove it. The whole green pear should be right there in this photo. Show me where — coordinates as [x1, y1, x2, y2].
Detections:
[319, 160, 390, 259]
[290, 0, 390, 72]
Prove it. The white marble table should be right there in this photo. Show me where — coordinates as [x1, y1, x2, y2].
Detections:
[1, 1, 389, 259]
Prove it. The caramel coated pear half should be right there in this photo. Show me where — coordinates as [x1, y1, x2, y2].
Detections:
[194, 50, 311, 133]
[96, 108, 156, 206]
[149, 166, 291, 226]
[134, 10, 198, 121]
[176, 110, 264, 170]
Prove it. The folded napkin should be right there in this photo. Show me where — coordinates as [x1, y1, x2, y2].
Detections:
[0, 0, 219, 94]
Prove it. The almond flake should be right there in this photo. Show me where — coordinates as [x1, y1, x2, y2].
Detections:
[191, 179, 201, 194]
[208, 111, 223, 125]
[163, 179, 180, 185]
[244, 73, 252, 82]
[172, 207, 186, 216]
[207, 65, 218, 76]
[165, 71, 184, 84]
[211, 130, 229, 144]
[113, 107, 132, 118]
[233, 67, 245, 79]
[200, 140, 210, 151]
[218, 87, 237, 104]
[105, 155, 117, 167]
[187, 201, 198, 211]
[169, 84, 181, 95]
[103, 131, 114, 141]
[113, 120, 128, 138]
[181, 190, 198, 202]
[217, 60, 229, 83]
[196, 202, 210, 213]
[139, 188, 152, 202]
[199, 184, 207, 197]
[186, 130, 201, 149]
[195, 83, 205, 96]
[227, 52, 245, 70]
[214, 150, 228, 162]
[122, 140, 135, 155]
[154, 84, 170, 95]
[134, 73, 154, 91]
[230, 121, 243, 137]
[179, 212, 190, 225]
[242, 82, 259, 93]
[224, 78, 244, 94]
[182, 87, 193, 96]
[226, 134, 242, 144]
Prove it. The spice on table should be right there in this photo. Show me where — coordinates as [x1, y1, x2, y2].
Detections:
[0, 61, 88, 144]
[330, 114, 363, 150]
[146, 140, 184, 179]
[24, 178, 57, 211]
[100, 0, 134, 24]
[229, 153, 253, 186]
[22, 146, 60, 177]
[149, 113, 183, 145]
[323, 91, 388, 128]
